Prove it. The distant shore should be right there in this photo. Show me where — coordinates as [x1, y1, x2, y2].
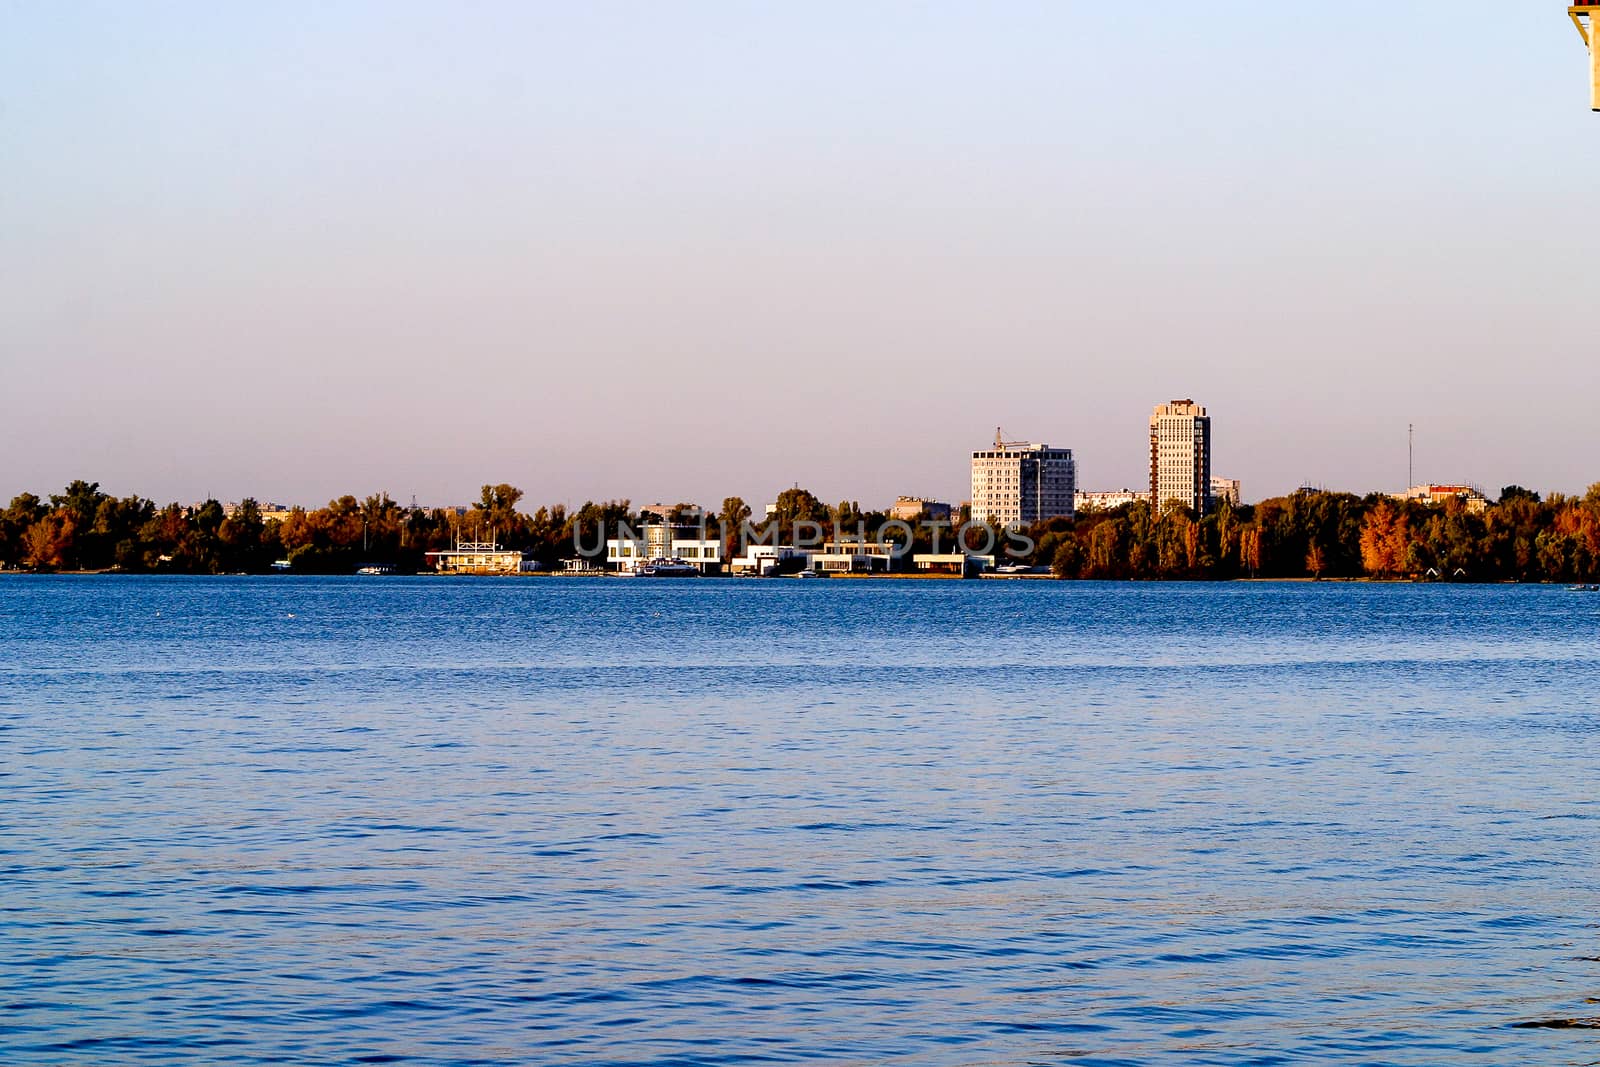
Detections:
[0, 568, 1543, 586]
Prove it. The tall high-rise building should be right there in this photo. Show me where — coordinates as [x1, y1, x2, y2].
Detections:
[970, 430, 1076, 528]
[1149, 400, 1212, 515]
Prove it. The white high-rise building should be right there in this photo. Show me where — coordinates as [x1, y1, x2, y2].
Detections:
[970, 430, 1076, 528]
[1149, 400, 1212, 515]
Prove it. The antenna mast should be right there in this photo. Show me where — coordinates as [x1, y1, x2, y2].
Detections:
[1408, 423, 1414, 490]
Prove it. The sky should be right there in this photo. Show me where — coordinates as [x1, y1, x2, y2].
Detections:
[3, 1, 1598, 510]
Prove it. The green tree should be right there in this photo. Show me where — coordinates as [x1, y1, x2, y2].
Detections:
[471, 484, 526, 546]
[47, 480, 110, 569]
[718, 496, 752, 558]
[219, 499, 269, 572]
[1051, 537, 1084, 579]
[769, 487, 825, 542]
[1499, 485, 1540, 505]
[565, 499, 632, 565]
[50, 480, 107, 527]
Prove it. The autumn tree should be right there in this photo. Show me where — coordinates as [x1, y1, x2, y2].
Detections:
[0, 494, 45, 566]
[1359, 501, 1411, 578]
[23, 513, 75, 570]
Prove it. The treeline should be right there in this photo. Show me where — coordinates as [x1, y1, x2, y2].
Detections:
[1034, 485, 1597, 582]
[5, 479, 1600, 582]
[0, 481, 635, 574]
[0, 482, 934, 575]
[714, 482, 1600, 583]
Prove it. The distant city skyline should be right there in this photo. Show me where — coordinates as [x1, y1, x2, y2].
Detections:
[4, 3, 1597, 507]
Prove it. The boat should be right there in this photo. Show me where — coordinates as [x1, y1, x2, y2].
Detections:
[637, 558, 700, 578]
[356, 564, 395, 576]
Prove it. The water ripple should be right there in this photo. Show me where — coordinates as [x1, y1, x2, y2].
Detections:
[1, 578, 1598, 1064]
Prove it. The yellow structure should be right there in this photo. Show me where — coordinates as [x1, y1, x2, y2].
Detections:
[1570, 3, 1600, 110]
[425, 541, 528, 575]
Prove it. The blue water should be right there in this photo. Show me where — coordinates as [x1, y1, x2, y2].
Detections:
[2, 576, 1599, 1065]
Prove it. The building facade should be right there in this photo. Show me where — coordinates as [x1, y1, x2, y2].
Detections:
[607, 523, 725, 574]
[1075, 489, 1145, 512]
[890, 496, 952, 523]
[1210, 477, 1242, 508]
[426, 542, 529, 575]
[730, 545, 813, 576]
[912, 552, 995, 576]
[970, 434, 1076, 528]
[1149, 400, 1212, 515]
[811, 540, 894, 574]
[1397, 484, 1490, 515]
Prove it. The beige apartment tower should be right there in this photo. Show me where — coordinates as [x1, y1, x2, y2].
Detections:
[971, 430, 1076, 528]
[1149, 400, 1212, 516]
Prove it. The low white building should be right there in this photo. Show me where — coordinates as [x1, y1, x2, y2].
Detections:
[669, 539, 723, 572]
[912, 553, 994, 576]
[1074, 489, 1144, 512]
[730, 545, 813, 576]
[810, 540, 894, 574]
[606, 537, 646, 571]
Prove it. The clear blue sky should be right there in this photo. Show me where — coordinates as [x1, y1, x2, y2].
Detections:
[3, 1, 1596, 508]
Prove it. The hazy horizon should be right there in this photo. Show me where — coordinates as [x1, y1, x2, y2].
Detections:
[4, 2, 1597, 510]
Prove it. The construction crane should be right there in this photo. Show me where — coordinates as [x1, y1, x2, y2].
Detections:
[1569, 1, 1600, 110]
[993, 427, 1033, 451]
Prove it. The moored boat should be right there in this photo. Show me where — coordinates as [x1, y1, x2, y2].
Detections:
[637, 558, 699, 578]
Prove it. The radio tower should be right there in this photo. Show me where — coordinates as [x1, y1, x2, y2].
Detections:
[1569, 2, 1600, 110]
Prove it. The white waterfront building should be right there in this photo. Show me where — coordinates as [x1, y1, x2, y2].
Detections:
[606, 523, 724, 574]
[810, 540, 894, 574]
[730, 545, 813, 576]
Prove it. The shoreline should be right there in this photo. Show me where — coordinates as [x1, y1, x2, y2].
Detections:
[0, 569, 1543, 586]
